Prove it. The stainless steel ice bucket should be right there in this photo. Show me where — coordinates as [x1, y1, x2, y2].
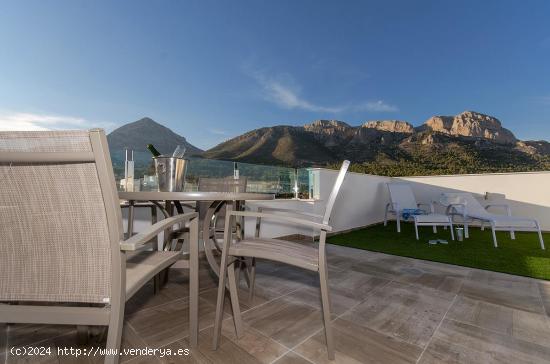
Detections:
[154, 157, 188, 192]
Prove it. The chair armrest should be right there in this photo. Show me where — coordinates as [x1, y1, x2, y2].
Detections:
[485, 204, 511, 216]
[251, 206, 323, 219]
[229, 210, 332, 232]
[120, 212, 198, 251]
[445, 203, 466, 217]
[417, 202, 434, 214]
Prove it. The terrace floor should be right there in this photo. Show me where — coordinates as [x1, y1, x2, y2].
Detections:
[3, 242, 550, 363]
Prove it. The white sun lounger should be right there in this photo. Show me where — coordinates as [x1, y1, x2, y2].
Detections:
[385, 182, 454, 240]
[440, 192, 544, 249]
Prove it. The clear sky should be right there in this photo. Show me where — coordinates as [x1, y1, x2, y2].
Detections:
[0, 0, 549, 149]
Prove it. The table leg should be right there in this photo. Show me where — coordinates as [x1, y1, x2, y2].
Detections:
[127, 200, 135, 238]
[203, 201, 224, 277]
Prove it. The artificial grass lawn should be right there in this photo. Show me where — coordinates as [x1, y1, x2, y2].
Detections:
[328, 221, 550, 281]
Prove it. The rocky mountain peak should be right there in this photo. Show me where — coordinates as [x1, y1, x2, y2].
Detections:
[424, 111, 517, 144]
[304, 119, 351, 130]
[362, 120, 414, 133]
[303, 120, 353, 147]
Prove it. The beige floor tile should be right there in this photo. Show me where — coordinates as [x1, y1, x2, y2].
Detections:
[447, 296, 513, 334]
[194, 328, 265, 364]
[349, 256, 417, 281]
[240, 270, 311, 301]
[242, 295, 325, 348]
[199, 286, 271, 315]
[538, 281, 550, 316]
[371, 256, 468, 295]
[419, 319, 550, 364]
[205, 320, 290, 364]
[328, 269, 390, 302]
[160, 338, 211, 364]
[340, 281, 455, 347]
[126, 281, 190, 315]
[273, 351, 313, 364]
[123, 355, 163, 364]
[459, 279, 544, 314]
[294, 318, 423, 364]
[448, 295, 550, 347]
[126, 297, 224, 348]
[283, 287, 357, 317]
[193, 319, 288, 364]
[3, 323, 75, 351]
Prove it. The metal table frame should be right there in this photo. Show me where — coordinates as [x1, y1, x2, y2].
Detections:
[119, 191, 275, 277]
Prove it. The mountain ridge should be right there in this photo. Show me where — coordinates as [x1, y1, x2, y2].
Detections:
[203, 111, 550, 175]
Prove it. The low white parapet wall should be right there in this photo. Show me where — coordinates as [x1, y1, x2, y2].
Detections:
[123, 170, 550, 242]
[397, 172, 550, 230]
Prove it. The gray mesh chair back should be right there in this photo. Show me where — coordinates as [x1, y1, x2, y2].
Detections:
[322, 160, 351, 225]
[0, 130, 122, 304]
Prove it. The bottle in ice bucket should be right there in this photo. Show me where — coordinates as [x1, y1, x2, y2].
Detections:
[172, 145, 186, 158]
[146, 144, 162, 157]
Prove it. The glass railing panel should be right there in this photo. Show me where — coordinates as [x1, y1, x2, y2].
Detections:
[112, 151, 313, 199]
[237, 161, 296, 198]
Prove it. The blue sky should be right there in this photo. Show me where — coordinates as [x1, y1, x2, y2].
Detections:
[0, 0, 549, 149]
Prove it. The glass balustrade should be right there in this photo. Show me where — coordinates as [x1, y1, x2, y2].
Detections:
[113, 150, 313, 199]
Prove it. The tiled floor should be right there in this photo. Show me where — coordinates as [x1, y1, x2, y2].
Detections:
[3, 242, 550, 363]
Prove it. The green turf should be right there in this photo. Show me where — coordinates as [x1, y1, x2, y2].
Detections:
[328, 222, 550, 281]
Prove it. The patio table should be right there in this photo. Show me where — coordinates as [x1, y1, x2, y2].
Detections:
[118, 191, 275, 276]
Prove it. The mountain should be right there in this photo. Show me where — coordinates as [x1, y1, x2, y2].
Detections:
[107, 117, 202, 155]
[202, 125, 337, 166]
[203, 111, 550, 175]
[420, 111, 517, 144]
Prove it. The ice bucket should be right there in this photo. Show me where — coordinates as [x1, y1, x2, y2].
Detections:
[154, 157, 188, 192]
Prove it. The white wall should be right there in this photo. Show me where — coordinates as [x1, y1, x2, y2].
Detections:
[397, 172, 550, 230]
[311, 169, 391, 232]
[123, 170, 550, 240]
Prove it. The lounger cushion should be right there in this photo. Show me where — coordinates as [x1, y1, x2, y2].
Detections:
[470, 214, 539, 228]
[125, 251, 181, 300]
[414, 214, 451, 223]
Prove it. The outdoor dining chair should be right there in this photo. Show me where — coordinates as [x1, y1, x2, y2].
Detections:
[212, 160, 350, 360]
[0, 129, 199, 364]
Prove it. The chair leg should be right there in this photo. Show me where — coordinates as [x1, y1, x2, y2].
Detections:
[536, 222, 545, 250]
[212, 255, 229, 350]
[248, 257, 256, 304]
[491, 225, 498, 248]
[227, 260, 243, 338]
[396, 215, 401, 233]
[449, 222, 455, 240]
[319, 262, 335, 360]
[384, 206, 389, 226]
[105, 302, 124, 364]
